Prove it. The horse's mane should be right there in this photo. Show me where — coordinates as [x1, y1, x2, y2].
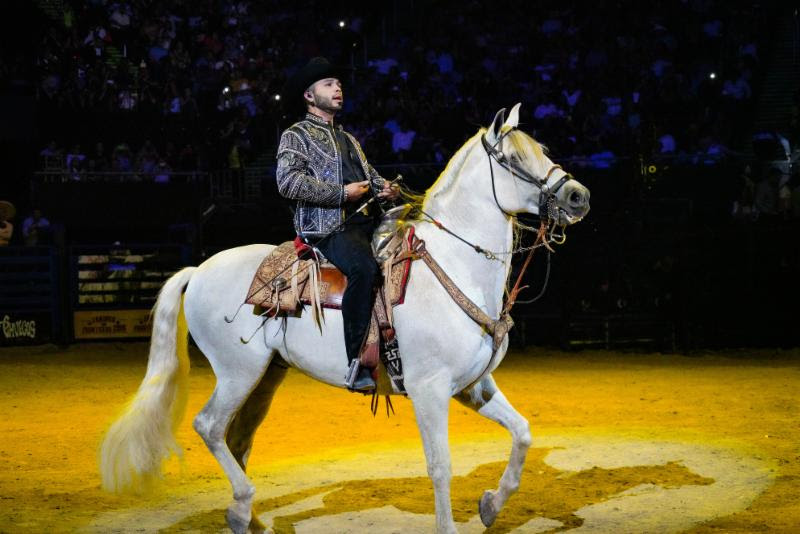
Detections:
[401, 127, 548, 217]
[421, 130, 484, 206]
[505, 127, 548, 165]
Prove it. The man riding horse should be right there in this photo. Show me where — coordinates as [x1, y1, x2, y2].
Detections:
[276, 57, 399, 392]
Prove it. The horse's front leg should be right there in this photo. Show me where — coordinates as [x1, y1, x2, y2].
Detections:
[407, 372, 458, 534]
[455, 374, 531, 527]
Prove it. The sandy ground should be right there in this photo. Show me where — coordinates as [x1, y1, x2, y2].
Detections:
[0, 342, 798, 533]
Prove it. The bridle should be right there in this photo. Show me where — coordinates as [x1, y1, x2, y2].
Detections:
[480, 127, 573, 222]
[409, 126, 575, 261]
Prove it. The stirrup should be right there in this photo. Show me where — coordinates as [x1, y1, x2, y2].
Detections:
[345, 360, 375, 391]
[345, 359, 361, 388]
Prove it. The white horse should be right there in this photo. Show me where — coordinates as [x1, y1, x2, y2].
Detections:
[100, 103, 590, 533]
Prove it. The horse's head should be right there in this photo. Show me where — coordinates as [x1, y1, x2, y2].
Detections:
[482, 103, 590, 225]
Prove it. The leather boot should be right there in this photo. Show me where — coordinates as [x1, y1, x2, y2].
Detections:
[346, 359, 376, 391]
[352, 366, 376, 391]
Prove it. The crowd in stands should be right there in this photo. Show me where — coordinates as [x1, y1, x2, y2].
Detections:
[39, 138, 203, 182]
[733, 163, 800, 222]
[32, 0, 773, 176]
[350, 0, 767, 169]
[0, 202, 53, 247]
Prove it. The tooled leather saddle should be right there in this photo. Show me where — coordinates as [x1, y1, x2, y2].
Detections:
[245, 206, 415, 393]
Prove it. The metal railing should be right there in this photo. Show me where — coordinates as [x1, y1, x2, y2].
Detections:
[33, 170, 208, 184]
[33, 168, 271, 205]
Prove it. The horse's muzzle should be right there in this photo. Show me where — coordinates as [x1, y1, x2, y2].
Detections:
[561, 183, 590, 223]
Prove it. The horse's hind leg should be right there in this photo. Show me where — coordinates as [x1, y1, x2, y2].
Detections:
[455, 374, 531, 527]
[193, 353, 276, 534]
[226, 357, 288, 533]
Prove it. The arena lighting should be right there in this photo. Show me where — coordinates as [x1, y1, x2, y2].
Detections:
[338, 20, 346, 28]
[274, 94, 281, 101]
[708, 72, 716, 80]
[222, 86, 231, 94]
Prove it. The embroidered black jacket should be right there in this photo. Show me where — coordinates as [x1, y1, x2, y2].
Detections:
[276, 113, 385, 237]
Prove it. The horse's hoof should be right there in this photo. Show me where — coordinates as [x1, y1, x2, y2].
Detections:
[226, 506, 251, 534]
[479, 489, 498, 527]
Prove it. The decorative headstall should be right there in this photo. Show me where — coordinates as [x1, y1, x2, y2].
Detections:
[480, 128, 573, 223]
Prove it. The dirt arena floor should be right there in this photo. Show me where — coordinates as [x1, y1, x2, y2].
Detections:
[1, 342, 798, 533]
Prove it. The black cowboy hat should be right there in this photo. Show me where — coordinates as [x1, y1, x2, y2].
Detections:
[282, 57, 349, 116]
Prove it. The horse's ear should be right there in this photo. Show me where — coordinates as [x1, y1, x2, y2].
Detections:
[504, 102, 521, 129]
[487, 108, 506, 144]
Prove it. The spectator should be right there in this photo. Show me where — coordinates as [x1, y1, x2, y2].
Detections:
[177, 143, 197, 171]
[588, 140, 616, 169]
[778, 169, 794, 220]
[22, 208, 51, 246]
[369, 57, 399, 75]
[88, 141, 110, 172]
[534, 100, 564, 120]
[39, 141, 63, 170]
[136, 140, 159, 175]
[153, 160, 172, 183]
[109, 2, 133, 30]
[66, 144, 86, 180]
[112, 143, 133, 174]
[228, 139, 243, 176]
[733, 164, 756, 221]
[65, 144, 85, 171]
[722, 73, 752, 101]
[561, 83, 582, 110]
[754, 167, 781, 221]
[181, 88, 199, 120]
[791, 171, 800, 220]
[118, 89, 137, 110]
[658, 133, 677, 154]
[392, 119, 417, 155]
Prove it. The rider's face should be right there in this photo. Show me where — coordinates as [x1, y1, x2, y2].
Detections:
[306, 78, 343, 113]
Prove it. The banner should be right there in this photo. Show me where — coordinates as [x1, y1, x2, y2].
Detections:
[0, 312, 51, 346]
[73, 310, 153, 339]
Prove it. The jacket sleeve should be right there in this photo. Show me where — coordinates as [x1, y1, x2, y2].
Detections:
[346, 132, 386, 196]
[276, 129, 344, 206]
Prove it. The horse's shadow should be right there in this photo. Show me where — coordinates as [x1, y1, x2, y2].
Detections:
[160, 447, 713, 533]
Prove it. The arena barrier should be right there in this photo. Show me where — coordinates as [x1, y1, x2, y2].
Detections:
[0, 246, 61, 346]
[69, 244, 191, 340]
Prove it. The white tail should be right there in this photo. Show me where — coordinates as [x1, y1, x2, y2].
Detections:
[99, 267, 196, 493]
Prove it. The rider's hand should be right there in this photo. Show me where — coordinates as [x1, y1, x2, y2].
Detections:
[344, 180, 370, 202]
[377, 181, 400, 200]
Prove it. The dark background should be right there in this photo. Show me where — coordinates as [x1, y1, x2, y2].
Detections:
[1, 1, 798, 349]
